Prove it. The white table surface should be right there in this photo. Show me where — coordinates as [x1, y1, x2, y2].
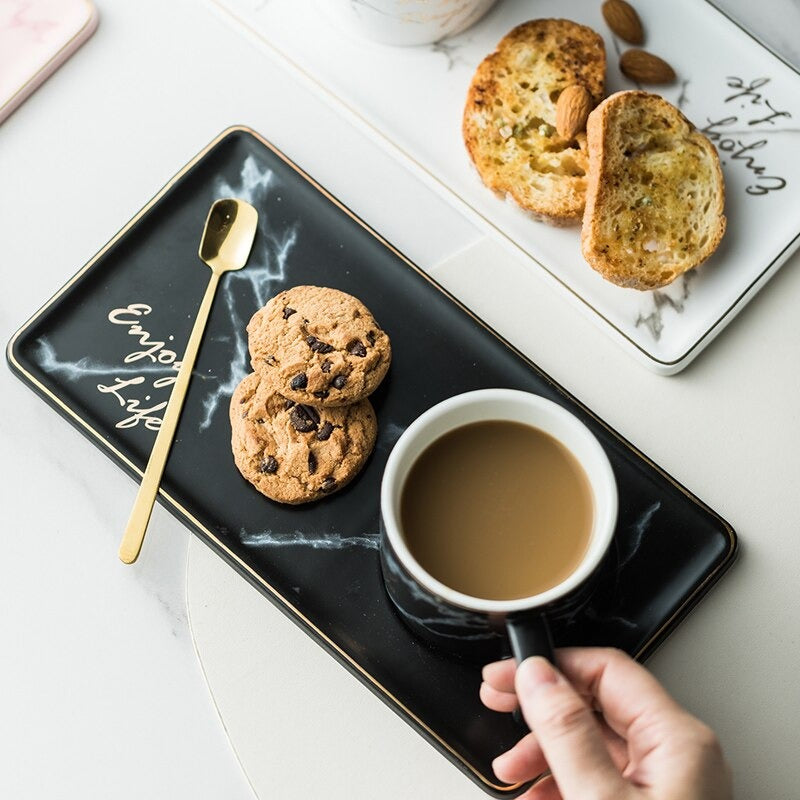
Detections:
[1, 1, 798, 798]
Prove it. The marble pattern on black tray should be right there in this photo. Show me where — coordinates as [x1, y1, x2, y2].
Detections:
[7, 128, 736, 797]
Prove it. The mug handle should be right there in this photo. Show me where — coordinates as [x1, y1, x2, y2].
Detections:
[506, 613, 555, 730]
[506, 612, 555, 665]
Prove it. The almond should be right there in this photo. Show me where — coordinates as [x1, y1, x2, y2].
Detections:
[619, 49, 676, 84]
[555, 84, 592, 139]
[602, 0, 644, 45]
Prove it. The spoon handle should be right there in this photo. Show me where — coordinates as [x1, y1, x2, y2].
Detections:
[118, 270, 221, 564]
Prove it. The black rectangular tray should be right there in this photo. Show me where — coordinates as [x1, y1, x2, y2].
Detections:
[7, 127, 737, 796]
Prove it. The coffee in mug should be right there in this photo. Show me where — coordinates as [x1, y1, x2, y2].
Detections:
[400, 420, 593, 601]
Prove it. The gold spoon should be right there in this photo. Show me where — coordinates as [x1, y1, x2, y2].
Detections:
[118, 198, 259, 564]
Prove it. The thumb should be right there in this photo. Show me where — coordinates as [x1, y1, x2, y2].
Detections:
[516, 657, 628, 800]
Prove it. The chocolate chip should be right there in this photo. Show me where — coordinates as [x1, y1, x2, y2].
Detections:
[307, 451, 317, 474]
[315, 421, 334, 441]
[306, 335, 334, 354]
[331, 374, 347, 390]
[266, 355, 278, 366]
[290, 404, 319, 432]
[284, 398, 296, 409]
[260, 456, 279, 474]
[320, 359, 333, 373]
[241, 411, 247, 419]
[283, 306, 296, 319]
[290, 372, 308, 390]
[313, 390, 329, 399]
[320, 476, 337, 493]
[256, 418, 265, 424]
[347, 339, 367, 357]
[239, 394, 247, 404]
[366, 330, 376, 346]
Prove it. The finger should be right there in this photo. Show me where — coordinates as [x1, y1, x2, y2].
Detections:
[516, 657, 628, 800]
[555, 647, 705, 786]
[480, 681, 519, 713]
[555, 648, 687, 743]
[597, 717, 630, 773]
[624, 714, 728, 789]
[492, 732, 546, 783]
[482, 656, 606, 711]
[490, 714, 629, 782]
[482, 658, 517, 693]
[521, 774, 563, 800]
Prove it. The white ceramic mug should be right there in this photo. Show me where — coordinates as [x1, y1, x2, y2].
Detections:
[322, 0, 498, 46]
[380, 389, 618, 663]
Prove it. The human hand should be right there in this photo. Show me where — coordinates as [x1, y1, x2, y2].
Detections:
[480, 648, 732, 800]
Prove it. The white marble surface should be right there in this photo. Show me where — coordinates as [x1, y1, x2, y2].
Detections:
[1, 1, 799, 799]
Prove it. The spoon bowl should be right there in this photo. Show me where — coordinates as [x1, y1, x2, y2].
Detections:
[200, 198, 259, 274]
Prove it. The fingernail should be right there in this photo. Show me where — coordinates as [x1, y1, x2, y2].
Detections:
[517, 656, 558, 691]
[492, 752, 510, 776]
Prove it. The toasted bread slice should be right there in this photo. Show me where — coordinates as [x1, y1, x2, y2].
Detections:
[582, 91, 726, 290]
[463, 19, 606, 226]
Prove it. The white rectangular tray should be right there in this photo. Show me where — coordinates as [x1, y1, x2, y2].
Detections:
[211, 0, 800, 374]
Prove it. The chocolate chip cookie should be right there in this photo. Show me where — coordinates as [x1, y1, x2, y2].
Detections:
[229, 372, 377, 505]
[247, 286, 391, 407]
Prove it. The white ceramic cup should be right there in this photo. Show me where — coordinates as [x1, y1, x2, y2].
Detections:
[322, 0, 498, 46]
[380, 389, 618, 663]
